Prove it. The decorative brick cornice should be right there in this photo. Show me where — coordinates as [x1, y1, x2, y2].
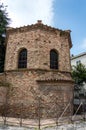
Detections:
[3, 69, 74, 83]
[36, 79, 74, 84]
[4, 68, 71, 73]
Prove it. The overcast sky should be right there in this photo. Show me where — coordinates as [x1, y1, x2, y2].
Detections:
[1, 0, 86, 55]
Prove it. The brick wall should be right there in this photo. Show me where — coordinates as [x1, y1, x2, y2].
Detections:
[0, 22, 74, 118]
[5, 22, 71, 72]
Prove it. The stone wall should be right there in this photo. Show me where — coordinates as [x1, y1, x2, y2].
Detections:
[5, 22, 71, 72]
[0, 22, 74, 118]
[0, 73, 5, 82]
[0, 70, 73, 118]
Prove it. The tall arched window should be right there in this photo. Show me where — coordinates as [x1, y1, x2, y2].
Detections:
[18, 48, 27, 68]
[50, 49, 58, 69]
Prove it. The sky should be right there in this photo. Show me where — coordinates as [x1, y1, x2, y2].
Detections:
[1, 0, 86, 55]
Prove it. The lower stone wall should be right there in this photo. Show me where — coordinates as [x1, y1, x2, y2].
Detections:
[0, 87, 7, 104]
[0, 73, 5, 82]
[0, 100, 73, 119]
[0, 70, 74, 119]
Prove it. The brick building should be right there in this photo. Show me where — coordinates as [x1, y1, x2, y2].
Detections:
[0, 21, 74, 118]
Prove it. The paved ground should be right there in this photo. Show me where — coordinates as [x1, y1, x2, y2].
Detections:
[0, 115, 86, 129]
[0, 122, 86, 130]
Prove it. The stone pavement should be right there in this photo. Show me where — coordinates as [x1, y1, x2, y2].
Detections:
[0, 115, 85, 129]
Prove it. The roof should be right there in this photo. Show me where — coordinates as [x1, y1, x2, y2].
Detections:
[71, 52, 86, 60]
[36, 70, 74, 83]
[7, 20, 71, 33]
[6, 20, 72, 48]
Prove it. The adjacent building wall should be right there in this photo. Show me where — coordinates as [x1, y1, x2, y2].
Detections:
[71, 52, 86, 67]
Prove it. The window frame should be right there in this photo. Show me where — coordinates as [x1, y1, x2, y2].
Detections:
[18, 48, 27, 69]
[50, 49, 58, 69]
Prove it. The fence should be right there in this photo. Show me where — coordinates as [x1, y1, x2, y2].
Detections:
[0, 97, 86, 130]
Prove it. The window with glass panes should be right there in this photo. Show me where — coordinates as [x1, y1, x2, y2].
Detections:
[18, 49, 27, 68]
[50, 50, 58, 69]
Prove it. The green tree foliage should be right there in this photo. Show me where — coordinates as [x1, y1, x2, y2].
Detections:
[71, 63, 86, 87]
[0, 1, 10, 72]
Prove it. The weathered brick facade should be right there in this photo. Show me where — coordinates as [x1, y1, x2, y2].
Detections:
[0, 21, 74, 118]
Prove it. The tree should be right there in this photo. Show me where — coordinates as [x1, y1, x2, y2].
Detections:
[0, 1, 10, 72]
[71, 63, 86, 89]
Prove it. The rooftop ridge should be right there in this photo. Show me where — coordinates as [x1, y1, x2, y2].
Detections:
[6, 20, 72, 48]
[6, 20, 71, 34]
[71, 51, 86, 59]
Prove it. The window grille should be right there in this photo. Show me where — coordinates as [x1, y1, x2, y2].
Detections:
[18, 49, 27, 68]
[50, 50, 58, 69]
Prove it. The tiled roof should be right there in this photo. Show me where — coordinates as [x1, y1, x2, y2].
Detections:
[37, 71, 73, 83]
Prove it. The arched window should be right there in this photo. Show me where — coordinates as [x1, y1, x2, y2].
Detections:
[50, 49, 58, 69]
[18, 48, 27, 68]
